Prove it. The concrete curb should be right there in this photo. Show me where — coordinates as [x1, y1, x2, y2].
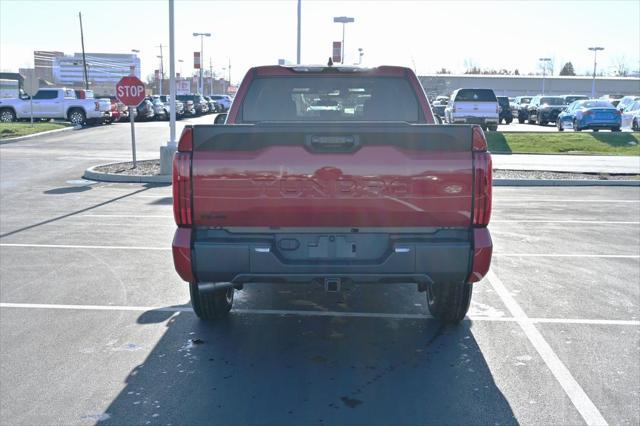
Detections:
[83, 163, 171, 184]
[494, 179, 640, 186]
[0, 125, 76, 143]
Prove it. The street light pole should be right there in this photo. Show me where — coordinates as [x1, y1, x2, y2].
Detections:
[588, 46, 604, 98]
[358, 48, 364, 65]
[160, 0, 177, 175]
[297, 0, 301, 64]
[539, 57, 551, 95]
[193, 32, 211, 94]
[333, 16, 354, 64]
[157, 45, 165, 96]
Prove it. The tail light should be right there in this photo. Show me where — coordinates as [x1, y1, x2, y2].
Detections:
[94, 101, 100, 111]
[173, 151, 192, 226]
[472, 126, 492, 227]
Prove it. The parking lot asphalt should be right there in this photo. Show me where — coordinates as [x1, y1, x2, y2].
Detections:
[0, 120, 639, 426]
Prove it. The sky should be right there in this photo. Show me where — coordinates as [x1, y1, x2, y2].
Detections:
[1, 0, 639, 84]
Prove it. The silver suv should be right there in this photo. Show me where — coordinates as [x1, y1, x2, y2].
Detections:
[444, 88, 499, 131]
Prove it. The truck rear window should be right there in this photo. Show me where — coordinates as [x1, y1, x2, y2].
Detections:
[454, 89, 497, 102]
[240, 76, 421, 122]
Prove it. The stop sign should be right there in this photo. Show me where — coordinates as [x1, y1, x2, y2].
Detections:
[115, 76, 146, 106]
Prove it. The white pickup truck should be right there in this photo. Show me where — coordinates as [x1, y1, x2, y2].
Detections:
[444, 88, 500, 131]
[0, 88, 111, 125]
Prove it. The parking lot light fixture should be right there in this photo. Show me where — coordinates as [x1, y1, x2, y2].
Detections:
[193, 32, 211, 94]
[588, 47, 604, 98]
[539, 57, 551, 95]
[333, 16, 355, 64]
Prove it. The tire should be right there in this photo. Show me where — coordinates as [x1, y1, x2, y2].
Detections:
[189, 282, 234, 320]
[505, 118, 513, 125]
[481, 125, 487, 131]
[539, 120, 547, 126]
[611, 127, 621, 132]
[426, 281, 472, 324]
[573, 120, 581, 132]
[68, 109, 86, 126]
[593, 129, 599, 132]
[488, 125, 498, 131]
[528, 114, 536, 124]
[0, 108, 17, 122]
[518, 117, 525, 124]
[557, 120, 564, 131]
[633, 119, 639, 132]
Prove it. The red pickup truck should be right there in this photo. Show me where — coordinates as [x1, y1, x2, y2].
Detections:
[172, 65, 492, 324]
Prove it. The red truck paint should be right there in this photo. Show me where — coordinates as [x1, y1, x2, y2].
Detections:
[172, 65, 492, 322]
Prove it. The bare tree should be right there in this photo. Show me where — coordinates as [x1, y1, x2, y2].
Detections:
[612, 56, 629, 77]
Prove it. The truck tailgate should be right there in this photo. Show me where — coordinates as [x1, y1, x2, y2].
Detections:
[191, 123, 474, 228]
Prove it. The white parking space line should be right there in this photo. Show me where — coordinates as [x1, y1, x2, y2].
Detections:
[494, 253, 640, 259]
[492, 220, 640, 224]
[81, 215, 171, 218]
[487, 270, 609, 426]
[1, 303, 638, 327]
[0, 243, 170, 250]
[494, 199, 640, 203]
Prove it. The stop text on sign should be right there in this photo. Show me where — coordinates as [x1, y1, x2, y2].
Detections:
[117, 85, 144, 98]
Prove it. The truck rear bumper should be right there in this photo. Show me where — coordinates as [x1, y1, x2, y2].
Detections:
[172, 228, 493, 285]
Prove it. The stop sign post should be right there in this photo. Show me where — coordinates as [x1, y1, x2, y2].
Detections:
[116, 76, 146, 168]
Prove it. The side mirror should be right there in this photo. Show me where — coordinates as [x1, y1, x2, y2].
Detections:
[214, 113, 228, 125]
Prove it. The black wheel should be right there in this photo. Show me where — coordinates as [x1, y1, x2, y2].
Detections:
[481, 125, 487, 131]
[518, 117, 525, 124]
[539, 120, 547, 126]
[488, 125, 498, 131]
[633, 119, 639, 132]
[189, 282, 234, 320]
[0, 108, 16, 122]
[528, 115, 536, 124]
[611, 127, 621, 132]
[426, 282, 472, 324]
[573, 120, 581, 132]
[557, 120, 564, 131]
[68, 109, 86, 126]
[593, 128, 599, 132]
[505, 118, 513, 124]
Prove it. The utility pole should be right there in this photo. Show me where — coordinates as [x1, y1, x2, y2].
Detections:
[78, 12, 89, 90]
[297, 0, 301, 64]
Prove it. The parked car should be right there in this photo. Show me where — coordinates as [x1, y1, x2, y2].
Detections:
[159, 95, 185, 119]
[108, 96, 129, 122]
[172, 64, 493, 324]
[620, 100, 640, 130]
[510, 96, 532, 123]
[176, 94, 208, 115]
[444, 88, 499, 131]
[433, 95, 449, 105]
[203, 96, 220, 113]
[210, 94, 232, 111]
[431, 103, 446, 118]
[136, 98, 155, 121]
[148, 96, 169, 120]
[599, 94, 624, 107]
[496, 96, 513, 124]
[616, 95, 640, 112]
[527, 96, 566, 125]
[561, 94, 589, 105]
[556, 99, 621, 132]
[0, 87, 110, 125]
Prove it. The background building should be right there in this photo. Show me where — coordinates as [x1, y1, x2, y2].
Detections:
[34, 51, 63, 82]
[419, 74, 640, 99]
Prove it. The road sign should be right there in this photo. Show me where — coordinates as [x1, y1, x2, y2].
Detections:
[115, 75, 145, 169]
[194, 52, 201, 69]
[332, 42, 342, 64]
[22, 69, 39, 97]
[115, 76, 146, 106]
